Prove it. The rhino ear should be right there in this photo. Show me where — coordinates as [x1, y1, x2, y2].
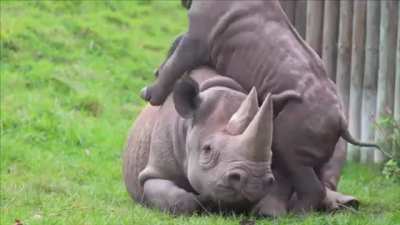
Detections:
[173, 76, 200, 118]
[181, 0, 192, 9]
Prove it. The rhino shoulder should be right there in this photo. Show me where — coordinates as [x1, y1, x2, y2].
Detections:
[123, 105, 159, 202]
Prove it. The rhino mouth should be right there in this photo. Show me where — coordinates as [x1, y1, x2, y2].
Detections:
[214, 184, 246, 203]
[214, 178, 268, 203]
[210, 161, 273, 203]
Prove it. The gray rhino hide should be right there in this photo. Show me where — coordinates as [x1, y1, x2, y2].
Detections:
[125, 67, 358, 216]
[140, 0, 374, 214]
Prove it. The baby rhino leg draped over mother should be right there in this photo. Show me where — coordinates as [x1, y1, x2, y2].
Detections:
[141, 33, 208, 105]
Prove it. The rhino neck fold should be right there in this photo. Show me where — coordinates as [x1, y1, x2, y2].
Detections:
[172, 115, 190, 176]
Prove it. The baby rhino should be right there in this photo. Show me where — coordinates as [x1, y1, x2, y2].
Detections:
[123, 67, 299, 214]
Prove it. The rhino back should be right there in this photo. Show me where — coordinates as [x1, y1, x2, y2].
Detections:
[123, 105, 159, 202]
[205, 0, 334, 102]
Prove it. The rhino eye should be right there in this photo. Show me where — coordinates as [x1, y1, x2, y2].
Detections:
[199, 144, 219, 169]
[202, 144, 212, 153]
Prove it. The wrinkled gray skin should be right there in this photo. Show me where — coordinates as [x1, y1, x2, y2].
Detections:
[124, 67, 357, 216]
[124, 67, 303, 214]
[140, 0, 378, 214]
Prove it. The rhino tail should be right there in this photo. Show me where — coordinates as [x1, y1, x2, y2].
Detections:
[339, 117, 392, 158]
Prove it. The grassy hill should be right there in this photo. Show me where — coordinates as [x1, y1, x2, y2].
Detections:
[1, 1, 399, 225]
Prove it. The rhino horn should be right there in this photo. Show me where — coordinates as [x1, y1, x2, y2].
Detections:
[226, 87, 259, 135]
[240, 93, 273, 162]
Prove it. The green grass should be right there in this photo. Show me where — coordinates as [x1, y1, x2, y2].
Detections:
[1, 1, 399, 225]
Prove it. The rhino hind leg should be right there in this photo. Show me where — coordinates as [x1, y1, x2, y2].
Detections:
[318, 138, 347, 191]
[251, 169, 292, 217]
[321, 188, 359, 212]
[272, 128, 326, 212]
[253, 194, 288, 218]
[288, 165, 326, 213]
[317, 137, 360, 211]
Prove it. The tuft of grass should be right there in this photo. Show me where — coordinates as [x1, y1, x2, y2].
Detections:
[74, 95, 103, 117]
[1, 1, 399, 225]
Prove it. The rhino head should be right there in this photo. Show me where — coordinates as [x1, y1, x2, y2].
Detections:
[173, 77, 274, 206]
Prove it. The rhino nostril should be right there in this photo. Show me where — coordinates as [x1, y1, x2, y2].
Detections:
[228, 172, 241, 183]
[265, 176, 275, 186]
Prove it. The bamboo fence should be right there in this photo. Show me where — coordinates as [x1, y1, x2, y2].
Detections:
[280, 0, 399, 163]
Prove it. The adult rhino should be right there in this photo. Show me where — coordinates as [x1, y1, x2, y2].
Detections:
[140, 0, 379, 214]
[124, 67, 357, 216]
[124, 67, 302, 214]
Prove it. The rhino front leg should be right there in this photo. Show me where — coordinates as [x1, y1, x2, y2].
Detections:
[288, 165, 326, 213]
[251, 170, 292, 217]
[154, 35, 185, 78]
[143, 179, 200, 215]
[141, 33, 208, 106]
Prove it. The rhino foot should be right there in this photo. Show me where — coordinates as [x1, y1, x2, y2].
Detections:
[140, 84, 169, 106]
[140, 86, 151, 102]
[251, 194, 288, 218]
[143, 179, 200, 215]
[168, 190, 200, 215]
[321, 188, 359, 212]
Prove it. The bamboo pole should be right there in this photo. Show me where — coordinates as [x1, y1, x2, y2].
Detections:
[361, 1, 380, 163]
[336, 1, 353, 117]
[394, 3, 400, 158]
[395, 4, 400, 123]
[322, 0, 339, 82]
[348, 0, 367, 162]
[375, 0, 398, 163]
[294, 0, 307, 39]
[305, 0, 324, 55]
[280, 0, 296, 24]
